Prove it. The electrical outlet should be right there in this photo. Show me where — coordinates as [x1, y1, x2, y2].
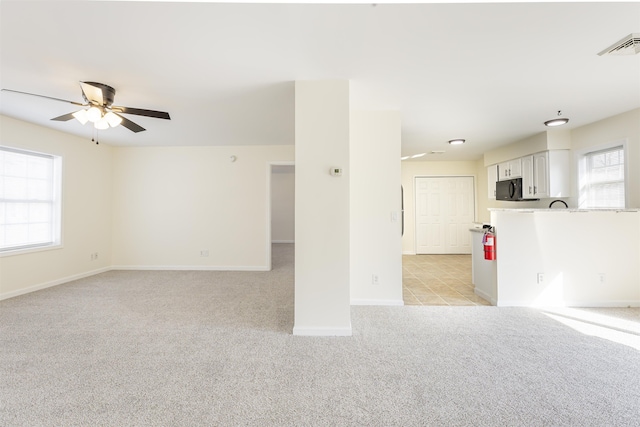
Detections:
[598, 273, 606, 284]
[372, 274, 379, 285]
[200, 250, 209, 257]
[90, 252, 98, 261]
[537, 273, 545, 284]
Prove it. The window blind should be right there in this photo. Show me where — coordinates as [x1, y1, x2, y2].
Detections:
[0, 147, 61, 252]
[585, 146, 625, 209]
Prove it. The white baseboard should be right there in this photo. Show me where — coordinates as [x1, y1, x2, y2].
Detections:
[351, 298, 404, 306]
[111, 265, 270, 272]
[496, 300, 640, 308]
[2, 263, 273, 300]
[272, 240, 294, 244]
[292, 325, 352, 336]
[474, 289, 496, 306]
[0, 266, 111, 301]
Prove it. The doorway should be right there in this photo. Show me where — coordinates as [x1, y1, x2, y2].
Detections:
[269, 163, 295, 270]
[402, 176, 487, 306]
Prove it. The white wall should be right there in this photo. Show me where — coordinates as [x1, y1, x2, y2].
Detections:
[401, 160, 479, 254]
[271, 165, 295, 243]
[0, 115, 113, 299]
[491, 209, 640, 307]
[483, 130, 571, 167]
[570, 108, 640, 209]
[350, 110, 402, 305]
[111, 145, 293, 270]
[294, 80, 351, 336]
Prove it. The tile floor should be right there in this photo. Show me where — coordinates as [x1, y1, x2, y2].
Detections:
[403, 254, 490, 306]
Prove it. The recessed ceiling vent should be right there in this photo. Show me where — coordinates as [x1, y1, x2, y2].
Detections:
[598, 33, 640, 56]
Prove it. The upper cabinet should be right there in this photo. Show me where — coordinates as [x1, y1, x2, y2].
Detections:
[489, 150, 570, 200]
[488, 164, 498, 199]
[497, 158, 522, 180]
[521, 150, 570, 199]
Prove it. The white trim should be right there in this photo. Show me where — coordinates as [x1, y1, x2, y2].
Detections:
[267, 161, 295, 272]
[402, 251, 416, 255]
[272, 240, 294, 243]
[496, 300, 639, 308]
[0, 266, 111, 301]
[574, 138, 629, 209]
[0, 243, 64, 258]
[293, 326, 353, 336]
[351, 298, 404, 306]
[474, 289, 496, 306]
[111, 265, 270, 271]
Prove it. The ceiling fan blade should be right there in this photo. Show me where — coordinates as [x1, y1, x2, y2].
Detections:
[51, 112, 76, 122]
[1, 89, 85, 106]
[80, 81, 104, 106]
[116, 114, 146, 133]
[111, 106, 171, 120]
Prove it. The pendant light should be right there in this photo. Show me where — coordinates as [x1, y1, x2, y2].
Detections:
[544, 110, 569, 127]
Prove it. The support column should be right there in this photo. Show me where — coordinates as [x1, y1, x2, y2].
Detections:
[293, 80, 351, 336]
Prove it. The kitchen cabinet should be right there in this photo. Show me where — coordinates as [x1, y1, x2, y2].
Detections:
[487, 164, 498, 199]
[521, 150, 570, 199]
[498, 158, 522, 180]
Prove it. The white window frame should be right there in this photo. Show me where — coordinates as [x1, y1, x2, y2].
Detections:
[576, 139, 628, 210]
[0, 146, 63, 257]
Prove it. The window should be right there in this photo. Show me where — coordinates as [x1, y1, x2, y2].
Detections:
[579, 145, 625, 209]
[0, 146, 62, 254]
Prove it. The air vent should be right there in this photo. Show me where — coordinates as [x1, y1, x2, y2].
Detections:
[598, 33, 640, 56]
[430, 150, 445, 155]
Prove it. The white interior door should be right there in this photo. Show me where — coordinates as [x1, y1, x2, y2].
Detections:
[415, 176, 475, 254]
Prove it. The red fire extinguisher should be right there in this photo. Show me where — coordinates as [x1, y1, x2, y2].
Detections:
[483, 227, 496, 261]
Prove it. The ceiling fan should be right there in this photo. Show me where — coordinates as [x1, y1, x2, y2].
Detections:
[2, 81, 171, 133]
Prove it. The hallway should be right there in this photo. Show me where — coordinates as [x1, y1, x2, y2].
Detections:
[402, 254, 490, 306]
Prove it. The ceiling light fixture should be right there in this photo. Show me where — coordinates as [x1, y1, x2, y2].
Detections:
[71, 106, 122, 129]
[72, 109, 89, 125]
[94, 116, 110, 130]
[411, 153, 426, 159]
[448, 139, 465, 145]
[544, 110, 569, 127]
[86, 106, 102, 123]
[104, 111, 123, 128]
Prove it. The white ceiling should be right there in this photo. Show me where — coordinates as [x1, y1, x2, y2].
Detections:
[1, 1, 639, 161]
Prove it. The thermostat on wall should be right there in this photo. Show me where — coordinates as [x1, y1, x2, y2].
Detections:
[330, 167, 343, 176]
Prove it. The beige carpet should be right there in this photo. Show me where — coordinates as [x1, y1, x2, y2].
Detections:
[1, 244, 639, 426]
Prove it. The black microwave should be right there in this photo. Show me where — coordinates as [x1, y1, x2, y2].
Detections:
[496, 178, 538, 201]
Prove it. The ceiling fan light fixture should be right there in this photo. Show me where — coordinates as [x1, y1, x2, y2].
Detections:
[86, 106, 102, 123]
[94, 117, 109, 130]
[105, 111, 122, 128]
[72, 109, 89, 125]
[448, 139, 465, 145]
[544, 110, 569, 127]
